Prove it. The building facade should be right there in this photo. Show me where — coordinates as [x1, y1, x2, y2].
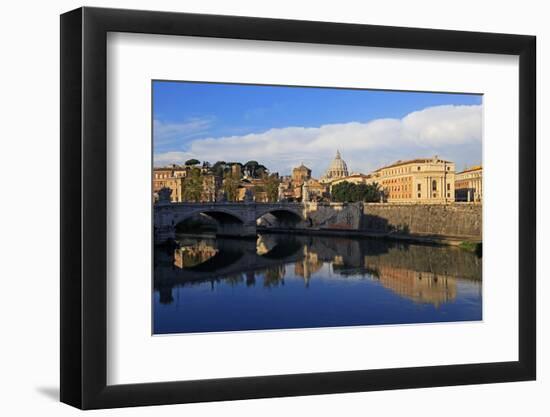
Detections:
[329, 173, 375, 188]
[372, 156, 456, 204]
[153, 167, 186, 202]
[455, 165, 483, 202]
[154, 165, 222, 203]
[292, 164, 312, 183]
[153, 152, 474, 206]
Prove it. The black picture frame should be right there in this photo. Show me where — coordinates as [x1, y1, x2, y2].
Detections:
[60, 6, 536, 410]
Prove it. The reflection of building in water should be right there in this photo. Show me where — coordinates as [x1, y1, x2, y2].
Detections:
[294, 248, 323, 285]
[263, 265, 286, 287]
[246, 271, 256, 287]
[256, 234, 276, 255]
[174, 241, 218, 268]
[370, 264, 457, 307]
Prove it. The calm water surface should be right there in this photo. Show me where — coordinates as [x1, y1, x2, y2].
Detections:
[153, 233, 482, 334]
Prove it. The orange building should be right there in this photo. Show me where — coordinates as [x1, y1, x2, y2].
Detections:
[372, 156, 455, 204]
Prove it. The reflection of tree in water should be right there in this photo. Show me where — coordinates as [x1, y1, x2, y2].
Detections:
[223, 273, 245, 287]
[262, 266, 286, 288]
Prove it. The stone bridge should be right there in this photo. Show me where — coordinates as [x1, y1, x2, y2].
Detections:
[154, 191, 482, 244]
[154, 200, 312, 242]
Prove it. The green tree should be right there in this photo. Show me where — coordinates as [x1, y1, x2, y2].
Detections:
[243, 160, 258, 177]
[331, 181, 382, 203]
[243, 160, 268, 178]
[223, 171, 240, 202]
[364, 182, 382, 202]
[255, 164, 268, 178]
[212, 161, 227, 177]
[264, 174, 281, 202]
[182, 167, 203, 202]
[185, 158, 200, 166]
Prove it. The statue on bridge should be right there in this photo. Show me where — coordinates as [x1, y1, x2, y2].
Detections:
[157, 187, 172, 205]
[243, 187, 254, 202]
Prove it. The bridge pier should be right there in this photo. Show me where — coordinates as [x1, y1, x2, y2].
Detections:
[155, 224, 176, 244]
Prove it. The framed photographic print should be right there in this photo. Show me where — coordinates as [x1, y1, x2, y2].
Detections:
[60, 6, 536, 409]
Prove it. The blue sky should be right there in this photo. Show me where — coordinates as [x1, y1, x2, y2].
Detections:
[153, 81, 482, 176]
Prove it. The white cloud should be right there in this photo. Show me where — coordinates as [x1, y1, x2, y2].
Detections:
[153, 151, 196, 166]
[154, 104, 482, 175]
[153, 117, 213, 148]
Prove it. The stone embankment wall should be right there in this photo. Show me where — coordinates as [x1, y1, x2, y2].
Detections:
[305, 202, 363, 230]
[361, 203, 482, 238]
[261, 202, 482, 240]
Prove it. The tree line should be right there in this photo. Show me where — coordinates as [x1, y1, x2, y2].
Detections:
[331, 181, 382, 203]
[179, 159, 279, 203]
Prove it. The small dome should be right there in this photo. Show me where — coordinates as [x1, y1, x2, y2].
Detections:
[324, 150, 349, 179]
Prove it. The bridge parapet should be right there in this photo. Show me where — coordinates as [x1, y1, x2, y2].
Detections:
[153, 201, 363, 244]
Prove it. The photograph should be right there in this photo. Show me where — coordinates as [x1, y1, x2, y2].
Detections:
[152, 81, 483, 335]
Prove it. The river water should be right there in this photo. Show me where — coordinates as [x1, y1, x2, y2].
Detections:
[153, 233, 482, 334]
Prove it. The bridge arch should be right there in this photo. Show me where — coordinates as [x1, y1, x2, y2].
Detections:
[173, 208, 247, 227]
[172, 207, 255, 237]
[255, 206, 306, 229]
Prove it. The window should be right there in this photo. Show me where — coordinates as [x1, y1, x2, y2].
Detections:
[432, 180, 437, 191]
[417, 166, 421, 171]
[447, 193, 451, 198]
[417, 193, 421, 198]
[447, 183, 451, 191]
[417, 184, 421, 191]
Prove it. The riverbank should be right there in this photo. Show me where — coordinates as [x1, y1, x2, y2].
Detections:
[257, 226, 481, 248]
[168, 228, 481, 248]
[158, 228, 481, 252]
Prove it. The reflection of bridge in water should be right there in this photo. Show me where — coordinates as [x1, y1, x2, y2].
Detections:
[154, 234, 482, 307]
[158, 235, 304, 282]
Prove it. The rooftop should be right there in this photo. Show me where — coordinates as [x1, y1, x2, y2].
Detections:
[293, 163, 311, 171]
[456, 165, 482, 174]
[374, 156, 452, 172]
